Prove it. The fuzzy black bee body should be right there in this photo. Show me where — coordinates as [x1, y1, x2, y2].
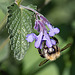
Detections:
[38, 37, 72, 66]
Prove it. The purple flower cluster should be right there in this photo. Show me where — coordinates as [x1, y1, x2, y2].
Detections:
[26, 13, 60, 49]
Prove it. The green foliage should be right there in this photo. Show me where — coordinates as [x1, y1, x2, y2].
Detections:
[0, 0, 75, 75]
[7, 3, 36, 60]
[0, 38, 9, 62]
[0, 9, 5, 22]
[21, 0, 45, 8]
[0, 0, 14, 14]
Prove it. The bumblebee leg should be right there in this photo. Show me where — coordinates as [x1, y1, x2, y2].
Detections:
[42, 41, 48, 49]
[52, 36, 59, 44]
[38, 48, 45, 58]
[52, 45, 59, 52]
[60, 43, 72, 52]
[39, 59, 49, 66]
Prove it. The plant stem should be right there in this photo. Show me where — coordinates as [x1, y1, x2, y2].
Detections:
[15, 0, 22, 6]
[20, 5, 38, 14]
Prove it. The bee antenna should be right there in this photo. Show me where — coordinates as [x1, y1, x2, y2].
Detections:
[60, 43, 72, 52]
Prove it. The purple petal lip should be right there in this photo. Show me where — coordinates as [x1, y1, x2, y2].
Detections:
[49, 27, 60, 36]
[26, 33, 37, 42]
[54, 28, 60, 34]
[49, 31, 55, 36]
[26, 32, 43, 49]
[35, 32, 43, 48]
[51, 39, 56, 45]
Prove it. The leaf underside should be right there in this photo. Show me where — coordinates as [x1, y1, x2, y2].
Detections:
[7, 3, 36, 60]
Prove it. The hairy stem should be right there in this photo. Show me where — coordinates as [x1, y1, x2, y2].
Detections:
[15, 0, 23, 5]
[20, 5, 38, 14]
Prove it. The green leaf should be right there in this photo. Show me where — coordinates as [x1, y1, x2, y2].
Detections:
[0, 0, 14, 14]
[7, 3, 36, 60]
[21, 0, 45, 8]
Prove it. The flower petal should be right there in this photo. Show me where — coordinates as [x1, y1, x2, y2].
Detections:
[49, 30, 55, 37]
[46, 40, 52, 48]
[51, 39, 56, 45]
[26, 33, 37, 42]
[46, 23, 53, 30]
[34, 20, 40, 31]
[38, 20, 47, 30]
[39, 42, 43, 49]
[49, 27, 60, 36]
[43, 31, 52, 47]
[35, 32, 43, 48]
[40, 16, 53, 30]
[54, 28, 60, 34]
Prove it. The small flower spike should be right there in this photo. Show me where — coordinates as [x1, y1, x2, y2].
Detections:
[26, 12, 60, 49]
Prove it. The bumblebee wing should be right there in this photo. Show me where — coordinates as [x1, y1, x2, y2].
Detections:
[39, 59, 49, 66]
[60, 43, 72, 52]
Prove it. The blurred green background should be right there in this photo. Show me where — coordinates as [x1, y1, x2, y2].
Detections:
[0, 0, 75, 75]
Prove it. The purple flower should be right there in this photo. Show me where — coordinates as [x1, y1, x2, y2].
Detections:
[39, 15, 60, 36]
[26, 14, 60, 49]
[26, 32, 43, 49]
[26, 31, 56, 49]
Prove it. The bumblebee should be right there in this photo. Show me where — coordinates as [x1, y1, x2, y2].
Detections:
[38, 37, 72, 66]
